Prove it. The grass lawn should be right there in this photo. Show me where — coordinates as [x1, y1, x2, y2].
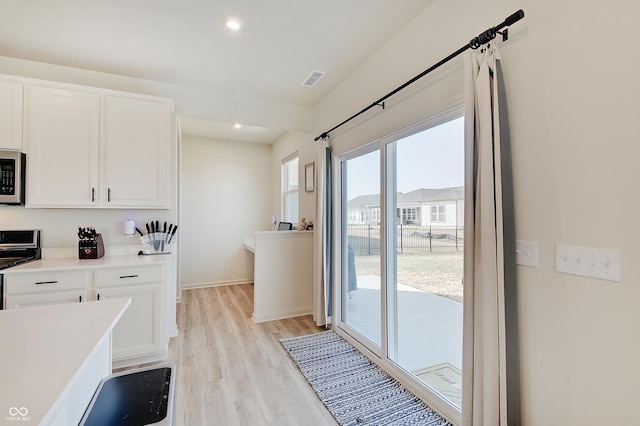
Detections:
[354, 251, 463, 302]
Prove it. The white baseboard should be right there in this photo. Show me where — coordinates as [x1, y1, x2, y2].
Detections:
[251, 308, 313, 324]
[180, 278, 253, 290]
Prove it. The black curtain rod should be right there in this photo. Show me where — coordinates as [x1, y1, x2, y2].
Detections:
[314, 9, 525, 141]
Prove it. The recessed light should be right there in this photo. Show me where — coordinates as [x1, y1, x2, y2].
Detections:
[222, 16, 241, 31]
[233, 123, 242, 129]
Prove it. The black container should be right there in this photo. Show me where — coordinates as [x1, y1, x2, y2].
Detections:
[79, 234, 105, 259]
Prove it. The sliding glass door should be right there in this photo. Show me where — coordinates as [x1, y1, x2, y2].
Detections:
[338, 113, 464, 419]
[385, 118, 464, 410]
[340, 148, 382, 349]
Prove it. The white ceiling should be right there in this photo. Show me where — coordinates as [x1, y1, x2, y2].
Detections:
[0, 1, 431, 142]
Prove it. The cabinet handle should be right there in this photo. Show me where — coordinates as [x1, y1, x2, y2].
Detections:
[119, 274, 139, 279]
[97, 293, 101, 301]
[91, 187, 95, 202]
[79, 295, 83, 302]
[35, 280, 58, 285]
[108, 188, 111, 202]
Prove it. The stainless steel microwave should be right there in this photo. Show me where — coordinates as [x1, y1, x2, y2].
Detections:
[0, 150, 26, 205]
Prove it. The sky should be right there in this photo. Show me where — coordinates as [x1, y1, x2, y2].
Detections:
[345, 116, 464, 199]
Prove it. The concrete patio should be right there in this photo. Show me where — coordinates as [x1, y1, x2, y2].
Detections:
[344, 275, 463, 406]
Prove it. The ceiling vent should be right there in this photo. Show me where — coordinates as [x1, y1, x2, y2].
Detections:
[302, 70, 325, 87]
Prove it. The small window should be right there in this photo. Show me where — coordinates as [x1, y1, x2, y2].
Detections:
[430, 205, 446, 223]
[401, 207, 418, 224]
[371, 207, 381, 222]
[282, 153, 299, 223]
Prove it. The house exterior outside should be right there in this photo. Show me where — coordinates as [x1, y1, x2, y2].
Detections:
[347, 186, 464, 227]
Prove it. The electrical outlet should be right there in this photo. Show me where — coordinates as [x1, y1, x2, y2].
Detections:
[515, 240, 538, 267]
[555, 244, 622, 282]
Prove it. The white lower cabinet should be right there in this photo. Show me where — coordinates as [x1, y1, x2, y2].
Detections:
[4, 260, 173, 369]
[5, 270, 87, 309]
[96, 282, 163, 364]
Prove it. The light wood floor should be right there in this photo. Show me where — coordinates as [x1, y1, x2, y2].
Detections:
[164, 284, 337, 426]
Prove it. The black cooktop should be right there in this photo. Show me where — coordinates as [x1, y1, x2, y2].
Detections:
[0, 256, 38, 270]
[0, 230, 41, 271]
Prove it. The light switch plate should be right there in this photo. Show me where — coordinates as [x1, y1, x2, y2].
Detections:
[555, 244, 622, 282]
[515, 240, 538, 267]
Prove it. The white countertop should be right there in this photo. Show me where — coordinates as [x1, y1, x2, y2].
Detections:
[2, 253, 175, 275]
[243, 230, 313, 253]
[0, 298, 130, 424]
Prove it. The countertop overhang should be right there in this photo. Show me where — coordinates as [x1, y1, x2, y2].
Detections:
[0, 298, 130, 424]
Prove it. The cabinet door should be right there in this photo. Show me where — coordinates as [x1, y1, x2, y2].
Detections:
[0, 80, 23, 150]
[26, 86, 100, 207]
[6, 290, 87, 309]
[102, 96, 169, 208]
[96, 282, 163, 361]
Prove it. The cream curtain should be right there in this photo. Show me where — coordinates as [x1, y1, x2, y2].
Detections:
[312, 137, 332, 326]
[462, 41, 508, 425]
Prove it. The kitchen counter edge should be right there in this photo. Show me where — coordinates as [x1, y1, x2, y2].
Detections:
[1, 253, 175, 274]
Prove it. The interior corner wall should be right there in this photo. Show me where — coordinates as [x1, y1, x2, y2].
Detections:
[271, 131, 315, 227]
[179, 135, 271, 288]
[313, 0, 640, 424]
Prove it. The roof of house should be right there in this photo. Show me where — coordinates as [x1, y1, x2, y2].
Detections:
[347, 186, 463, 208]
[347, 194, 383, 208]
[402, 187, 464, 203]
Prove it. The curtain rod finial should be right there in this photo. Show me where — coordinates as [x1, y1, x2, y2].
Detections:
[505, 9, 525, 26]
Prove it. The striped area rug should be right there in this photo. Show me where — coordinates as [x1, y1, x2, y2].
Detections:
[281, 331, 452, 426]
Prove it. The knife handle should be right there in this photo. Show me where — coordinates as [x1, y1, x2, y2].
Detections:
[167, 225, 178, 244]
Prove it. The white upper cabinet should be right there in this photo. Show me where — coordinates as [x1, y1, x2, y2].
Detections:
[26, 86, 100, 207]
[0, 80, 24, 150]
[102, 96, 168, 208]
[24, 82, 172, 209]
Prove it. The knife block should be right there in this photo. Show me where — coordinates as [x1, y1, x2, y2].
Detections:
[79, 234, 105, 259]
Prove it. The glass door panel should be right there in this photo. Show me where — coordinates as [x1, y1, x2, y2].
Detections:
[385, 117, 464, 409]
[341, 149, 381, 347]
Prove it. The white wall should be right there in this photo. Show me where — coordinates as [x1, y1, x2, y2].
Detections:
[0, 207, 176, 253]
[178, 129, 315, 290]
[314, 0, 640, 424]
[179, 135, 271, 288]
[270, 131, 315, 227]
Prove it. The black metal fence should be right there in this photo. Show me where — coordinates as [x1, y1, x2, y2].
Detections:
[347, 224, 464, 255]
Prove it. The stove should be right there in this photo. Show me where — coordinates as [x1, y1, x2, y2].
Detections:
[0, 230, 41, 309]
[0, 256, 37, 269]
